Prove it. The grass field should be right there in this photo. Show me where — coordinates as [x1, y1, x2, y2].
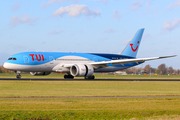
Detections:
[1, 73, 180, 119]
[1, 98, 180, 120]
[0, 81, 180, 97]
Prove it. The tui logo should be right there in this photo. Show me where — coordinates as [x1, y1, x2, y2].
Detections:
[29, 54, 45, 61]
[130, 41, 139, 52]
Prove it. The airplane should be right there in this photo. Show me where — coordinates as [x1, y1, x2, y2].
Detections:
[3, 28, 176, 79]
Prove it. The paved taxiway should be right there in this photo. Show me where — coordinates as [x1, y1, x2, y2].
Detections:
[0, 78, 180, 81]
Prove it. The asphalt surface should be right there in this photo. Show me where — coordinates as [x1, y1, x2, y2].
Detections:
[0, 78, 180, 81]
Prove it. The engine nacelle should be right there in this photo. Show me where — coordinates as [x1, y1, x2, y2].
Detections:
[70, 64, 94, 77]
[30, 72, 51, 76]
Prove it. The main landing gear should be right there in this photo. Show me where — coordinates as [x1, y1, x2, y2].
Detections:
[85, 75, 95, 80]
[16, 71, 21, 79]
[63, 75, 95, 79]
[64, 74, 74, 79]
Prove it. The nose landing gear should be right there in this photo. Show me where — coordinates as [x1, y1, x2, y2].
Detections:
[16, 71, 21, 79]
[16, 74, 21, 79]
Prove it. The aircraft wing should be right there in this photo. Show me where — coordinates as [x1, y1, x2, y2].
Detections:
[89, 55, 177, 69]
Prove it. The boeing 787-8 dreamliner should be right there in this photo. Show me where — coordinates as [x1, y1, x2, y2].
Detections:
[3, 28, 176, 79]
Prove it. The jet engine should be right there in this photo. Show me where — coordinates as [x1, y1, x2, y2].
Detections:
[30, 72, 51, 76]
[70, 64, 94, 77]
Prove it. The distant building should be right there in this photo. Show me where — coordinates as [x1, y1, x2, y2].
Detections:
[114, 71, 127, 75]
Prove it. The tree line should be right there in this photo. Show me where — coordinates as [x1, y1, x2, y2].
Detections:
[0, 64, 180, 75]
[125, 64, 180, 75]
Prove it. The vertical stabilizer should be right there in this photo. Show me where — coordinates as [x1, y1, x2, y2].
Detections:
[120, 28, 144, 58]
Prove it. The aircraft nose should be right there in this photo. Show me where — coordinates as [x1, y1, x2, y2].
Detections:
[3, 62, 17, 71]
[3, 62, 9, 69]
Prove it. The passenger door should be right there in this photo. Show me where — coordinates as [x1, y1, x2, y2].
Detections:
[49, 56, 54, 64]
[23, 56, 29, 64]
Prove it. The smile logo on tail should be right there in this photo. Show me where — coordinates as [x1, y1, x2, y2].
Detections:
[130, 41, 139, 52]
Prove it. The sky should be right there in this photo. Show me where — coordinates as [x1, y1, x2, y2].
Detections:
[0, 0, 180, 69]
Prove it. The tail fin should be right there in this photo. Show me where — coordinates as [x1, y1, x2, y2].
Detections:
[120, 28, 144, 58]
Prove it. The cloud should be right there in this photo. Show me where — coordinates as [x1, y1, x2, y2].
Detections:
[98, 0, 108, 4]
[143, 0, 158, 14]
[104, 28, 115, 33]
[144, 8, 157, 14]
[146, 0, 150, 8]
[41, 0, 79, 8]
[112, 10, 120, 20]
[53, 4, 101, 17]
[10, 15, 39, 27]
[12, 2, 20, 11]
[131, 1, 143, 11]
[163, 18, 180, 31]
[49, 30, 63, 35]
[167, 0, 180, 10]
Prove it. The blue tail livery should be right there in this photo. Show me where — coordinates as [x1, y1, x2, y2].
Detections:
[120, 28, 144, 58]
[3, 28, 176, 79]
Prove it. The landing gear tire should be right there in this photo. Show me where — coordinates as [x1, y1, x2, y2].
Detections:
[64, 75, 74, 79]
[85, 75, 95, 80]
[16, 74, 21, 79]
[15, 71, 21, 79]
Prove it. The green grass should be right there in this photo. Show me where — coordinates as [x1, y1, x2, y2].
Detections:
[1, 98, 180, 119]
[95, 74, 180, 79]
[0, 81, 180, 97]
[1, 74, 180, 119]
[1, 73, 180, 79]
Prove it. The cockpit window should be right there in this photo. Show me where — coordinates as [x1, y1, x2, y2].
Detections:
[8, 58, 17, 60]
